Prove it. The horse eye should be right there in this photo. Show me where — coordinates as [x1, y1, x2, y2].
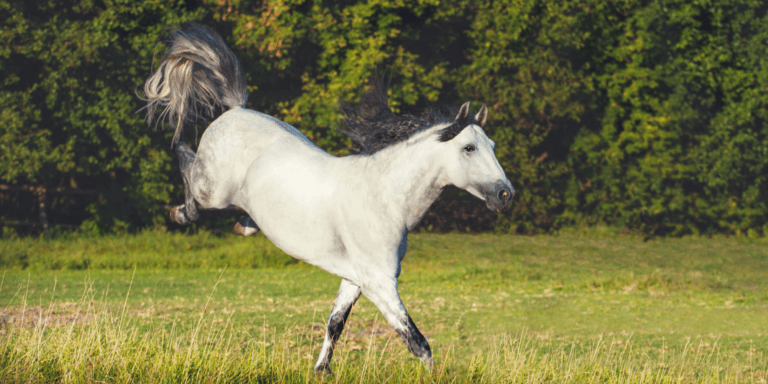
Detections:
[463, 144, 476, 153]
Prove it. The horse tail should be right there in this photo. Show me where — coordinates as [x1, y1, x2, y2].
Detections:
[142, 22, 248, 147]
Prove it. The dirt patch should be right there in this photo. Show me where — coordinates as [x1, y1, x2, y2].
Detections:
[300, 320, 400, 341]
[0, 302, 97, 330]
[346, 321, 399, 341]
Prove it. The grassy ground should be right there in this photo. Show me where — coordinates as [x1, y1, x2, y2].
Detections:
[0, 230, 766, 382]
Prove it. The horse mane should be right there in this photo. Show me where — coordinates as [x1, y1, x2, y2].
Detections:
[338, 79, 461, 154]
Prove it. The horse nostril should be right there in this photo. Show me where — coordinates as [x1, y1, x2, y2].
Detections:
[498, 189, 510, 202]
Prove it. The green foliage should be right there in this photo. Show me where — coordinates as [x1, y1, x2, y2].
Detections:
[564, 0, 768, 235]
[457, 0, 594, 233]
[0, 0, 204, 231]
[1, 0, 767, 235]
[225, 0, 456, 153]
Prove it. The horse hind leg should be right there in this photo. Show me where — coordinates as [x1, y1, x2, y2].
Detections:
[172, 141, 259, 233]
[170, 141, 200, 225]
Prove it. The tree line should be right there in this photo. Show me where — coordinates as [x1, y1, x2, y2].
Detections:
[2, 0, 767, 236]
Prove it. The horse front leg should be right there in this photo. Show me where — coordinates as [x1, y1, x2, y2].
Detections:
[362, 276, 433, 366]
[314, 279, 361, 375]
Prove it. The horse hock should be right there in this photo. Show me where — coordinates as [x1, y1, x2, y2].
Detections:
[170, 142, 199, 225]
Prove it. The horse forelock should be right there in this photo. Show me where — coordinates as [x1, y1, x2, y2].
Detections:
[436, 114, 478, 142]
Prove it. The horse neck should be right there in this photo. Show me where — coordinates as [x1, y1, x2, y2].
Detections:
[371, 138, 447, 231]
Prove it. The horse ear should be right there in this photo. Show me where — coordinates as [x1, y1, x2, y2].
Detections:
[455, 102, 470, 121]
[475, 104, 488, 126]
[438, 101, 474, 142]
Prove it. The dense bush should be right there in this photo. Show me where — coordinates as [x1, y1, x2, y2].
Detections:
[1, 0, 766, 236]
[564, 0, 768, 236]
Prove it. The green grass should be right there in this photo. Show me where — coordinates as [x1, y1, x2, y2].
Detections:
[0, 231, 766, 382]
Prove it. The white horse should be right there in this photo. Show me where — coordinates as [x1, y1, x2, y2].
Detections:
[142, 23, 514, 374]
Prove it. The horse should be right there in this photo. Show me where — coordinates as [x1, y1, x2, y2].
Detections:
[141, 22, 514, 374]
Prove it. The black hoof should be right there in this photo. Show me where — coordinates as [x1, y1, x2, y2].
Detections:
[313, 364, 331, 377]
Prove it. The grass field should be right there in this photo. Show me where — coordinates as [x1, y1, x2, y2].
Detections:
[0, 230, 766, 382]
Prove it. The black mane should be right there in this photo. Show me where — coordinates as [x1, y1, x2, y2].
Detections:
[339, 79, 473, 154]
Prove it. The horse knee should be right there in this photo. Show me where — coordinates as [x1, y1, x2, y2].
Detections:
[175, 141, 196, 169]
[185, 201, 199, 221]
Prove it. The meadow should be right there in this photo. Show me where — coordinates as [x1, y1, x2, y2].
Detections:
[0, 230, 766, 383]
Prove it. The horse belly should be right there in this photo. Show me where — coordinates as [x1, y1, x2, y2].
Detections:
[241, 154, 356, 280]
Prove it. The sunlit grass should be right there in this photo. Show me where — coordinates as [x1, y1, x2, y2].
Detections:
[1, 290, 764, 383]
[0, 229, 294, 270]
[1, 231, 767, 382]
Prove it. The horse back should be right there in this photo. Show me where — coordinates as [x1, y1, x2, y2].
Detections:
[191, 108, 322, 209]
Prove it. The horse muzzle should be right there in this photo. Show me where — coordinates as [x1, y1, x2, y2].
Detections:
[484, 181, 515, 211]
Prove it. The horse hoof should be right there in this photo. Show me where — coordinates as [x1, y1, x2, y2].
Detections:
[170, 206, 189, 225]
[234, 216, 259, 236]
[313, 364, 331, 377]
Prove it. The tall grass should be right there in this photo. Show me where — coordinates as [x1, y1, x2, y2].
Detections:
[2, 231, 767, 382]
[468, 333, 767, 383]
[3, 310, 765, 383]
[1, 280, 764, 383]
[0, 276, 437, 383]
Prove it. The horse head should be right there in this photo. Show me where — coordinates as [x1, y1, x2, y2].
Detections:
[437, 102, 515, 211]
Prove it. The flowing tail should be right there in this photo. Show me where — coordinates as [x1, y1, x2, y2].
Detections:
[142, 22, 248, 147]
